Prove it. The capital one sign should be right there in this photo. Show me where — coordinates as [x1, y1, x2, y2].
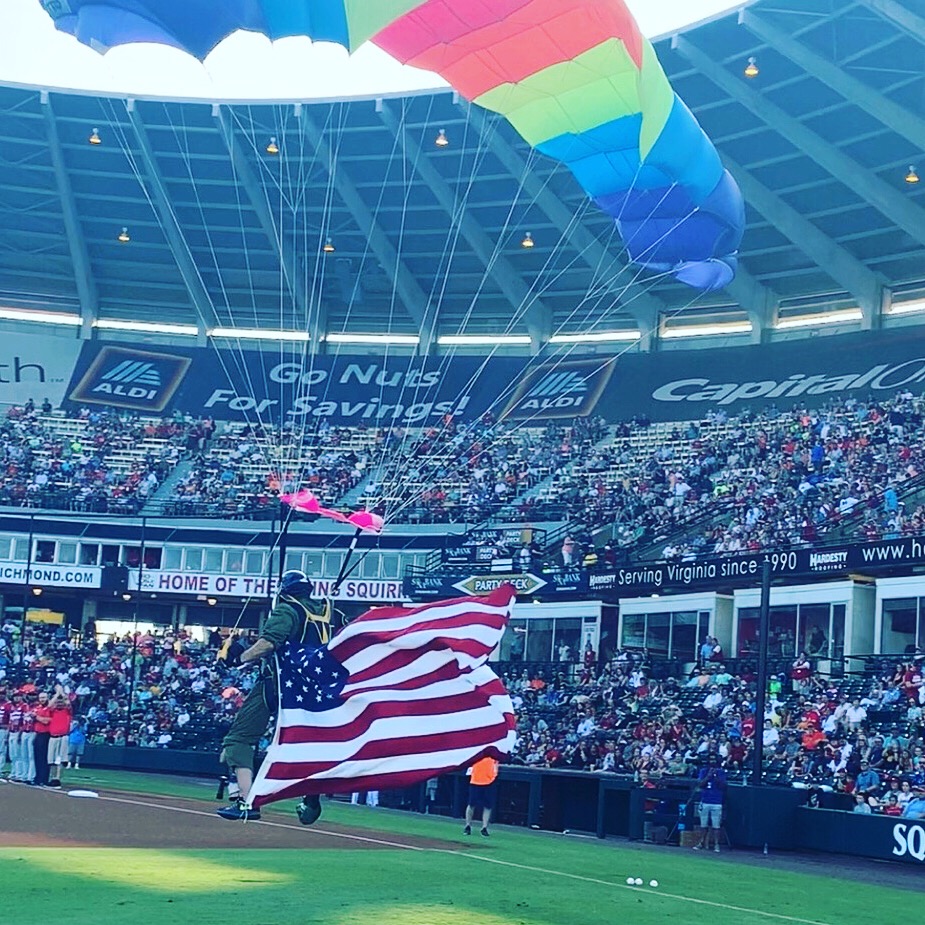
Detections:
[893, 823, 925, 862]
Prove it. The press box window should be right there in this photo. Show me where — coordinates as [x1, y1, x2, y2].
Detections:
[79, 544, 99, 566]
[35, 540, 55, 564]
[57, 542, 77, 565]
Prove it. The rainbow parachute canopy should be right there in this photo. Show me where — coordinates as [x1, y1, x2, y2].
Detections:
[42, 0, 745, 291]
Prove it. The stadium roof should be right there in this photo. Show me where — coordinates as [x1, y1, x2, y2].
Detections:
[0, 0, 922, 350]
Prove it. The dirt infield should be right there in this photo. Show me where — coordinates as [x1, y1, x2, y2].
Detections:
[0, 783, 458, 851]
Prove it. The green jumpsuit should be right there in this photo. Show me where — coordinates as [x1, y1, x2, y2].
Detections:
[220, 594, 330, 772]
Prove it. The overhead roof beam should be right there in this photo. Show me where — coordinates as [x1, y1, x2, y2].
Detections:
[379, 102, 552, 352]
[212, 106, 320, 346]
[460, 103, 685, 345]
[741, 10, 925, 152]
[674, 36, 925, 254]
[723, 155, 885, 327]
[40, 91, 99, 338]
[298, 109, 436, 353]
[858, 0, 925, 41]
[125, 101, 214, 339]
[724, 264, 779, 342]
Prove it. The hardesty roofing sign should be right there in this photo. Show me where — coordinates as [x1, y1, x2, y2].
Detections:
[130, 570, 407, 603]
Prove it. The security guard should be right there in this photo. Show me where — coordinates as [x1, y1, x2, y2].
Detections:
[217, 569, 329, 823]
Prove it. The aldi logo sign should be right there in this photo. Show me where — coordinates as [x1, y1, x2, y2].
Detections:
[69, 346, 191, 412]
[501, 358, 616, 420]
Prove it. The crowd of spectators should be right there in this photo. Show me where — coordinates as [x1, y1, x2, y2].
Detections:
[2, 618, 924, 821]
[540, 393, 925, 562]
[0, 402, 199, 515]
[362, 414, 608, 525]
[166, 420, 370, 518]
[503, 644, 925, 815]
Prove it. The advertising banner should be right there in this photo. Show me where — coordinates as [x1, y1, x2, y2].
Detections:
[0, 564, 102, 590]
[131, 569, 407, 603]
[405, 535, 925, 601]
[63, 327, 925, 425]
[0, 332, 82, 409]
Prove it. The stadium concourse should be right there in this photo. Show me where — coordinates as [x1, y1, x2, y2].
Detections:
[1, 0, 925, 897]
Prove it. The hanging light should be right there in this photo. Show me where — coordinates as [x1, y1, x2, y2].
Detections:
[521, 231, 535, 249]
[435, 128, 449, 147]
[323, 237, 336, 253]
[744, 56, 760, 79]
[905, 165, 920, 184]
[117, 227, 130, 243]
[88, 127, 101, 145]
[266, 136, 279, 155]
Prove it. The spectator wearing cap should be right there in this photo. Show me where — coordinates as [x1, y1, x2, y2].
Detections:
[901, 786, 925, 820]
[855, 761, 881, 797]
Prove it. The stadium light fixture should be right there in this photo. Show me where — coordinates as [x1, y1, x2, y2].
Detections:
[438, 334, 532, 346]
[117, 227, 130, 243]
[435, 128, 449, 147]
[88, 127, 101, 145]
[662, 321, 752, 339]
[0, 306, 82, 326]
[266, 136, 279, 155]
[521, 231, 535, 248]
[323, 237, 336, 253]
[906, 166, 920, 185]
[31, 587, 42, 596]
[549, 330, 639, 344]
[94, 319, 199, 336]
[775, 308, 863, 330]
[744, 56, 759, 79]
[325, 332, 420, 346]
[210, 327, 310, 342]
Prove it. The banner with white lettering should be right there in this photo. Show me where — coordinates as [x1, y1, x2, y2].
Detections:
[64, 328, 925, 424]
[0, 332, 82, 408]
[131, 570, 408, 603]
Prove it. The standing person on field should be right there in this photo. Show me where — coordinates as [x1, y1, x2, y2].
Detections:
[19, 694, 36, 785]
[7, 691, 23, 781]
[693, 754, 727, 852]
[464, 755, 500, 837]
[46, 686, 72, 787]
[0, 687, 11, 775]
[67, 716, 87, 770]
[216, 570, 330, 824]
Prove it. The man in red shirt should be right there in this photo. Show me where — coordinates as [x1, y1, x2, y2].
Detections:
[32, 690, 54, 786]
[47, 686, 72, 788]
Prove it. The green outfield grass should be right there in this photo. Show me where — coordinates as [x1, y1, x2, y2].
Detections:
[1, 768, 917, 925]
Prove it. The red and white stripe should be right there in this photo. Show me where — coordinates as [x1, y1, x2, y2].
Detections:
[249, 585, 516, 807]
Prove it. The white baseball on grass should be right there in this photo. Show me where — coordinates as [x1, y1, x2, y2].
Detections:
[625, 877, 634, 885]
[634, 878, 643, 886]
[649, 880, 659, 888]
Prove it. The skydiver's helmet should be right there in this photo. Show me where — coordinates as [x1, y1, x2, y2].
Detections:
[278, 569, 314, 600]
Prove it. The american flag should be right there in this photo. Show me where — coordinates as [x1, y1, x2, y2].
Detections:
[247, 585, 517, 808]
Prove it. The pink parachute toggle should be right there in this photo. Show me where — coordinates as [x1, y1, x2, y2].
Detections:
[280, 490, 384, 535]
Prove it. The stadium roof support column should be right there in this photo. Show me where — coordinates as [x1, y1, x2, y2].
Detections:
[40, 91, 98, 339]
[298, 110, 436, 355]
[461, 103, 677, 350]
[742, 11, 925, 152]
[723, 155, 886, 327]
[674, 37, 925, 262]
[859, 0, 925, 41]
[725, 266, 778, 343]
[213, 106, 320, 349]
[379, 103, 552, 354]
[125, 101, 213, 342]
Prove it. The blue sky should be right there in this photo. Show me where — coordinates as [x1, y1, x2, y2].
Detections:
[0, 0, 743, 99]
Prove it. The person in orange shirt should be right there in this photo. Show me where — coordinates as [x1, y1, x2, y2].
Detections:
[464, 755, 499, 837]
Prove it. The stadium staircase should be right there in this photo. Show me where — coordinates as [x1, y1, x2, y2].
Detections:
[141, 459, 194, 514]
